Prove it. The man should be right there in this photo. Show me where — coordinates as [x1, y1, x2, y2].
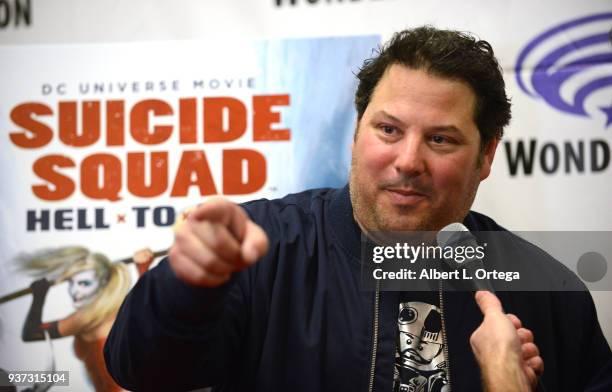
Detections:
[104, 27, 611, 391]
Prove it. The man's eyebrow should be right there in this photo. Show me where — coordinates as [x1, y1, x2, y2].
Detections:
[426, 125, 463, 133]
[372, 110, 408, 127]
[375, 111, 465, 134]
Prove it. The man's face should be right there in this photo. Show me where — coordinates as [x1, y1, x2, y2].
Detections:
[350, 64, 498, 232]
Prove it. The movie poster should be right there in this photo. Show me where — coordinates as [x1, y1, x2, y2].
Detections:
[0, 35, 379, 391]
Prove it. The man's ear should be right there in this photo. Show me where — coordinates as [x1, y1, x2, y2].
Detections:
[479, 137, 500, 181]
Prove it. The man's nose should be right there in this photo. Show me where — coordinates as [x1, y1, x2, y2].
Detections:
[394, 136, 426, 176]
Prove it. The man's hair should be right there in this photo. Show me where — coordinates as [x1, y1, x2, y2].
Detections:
[355, 26, 511, 149]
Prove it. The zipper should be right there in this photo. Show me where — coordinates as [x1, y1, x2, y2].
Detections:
[439, 279, 452, 391]
[368, 280, 380, 392]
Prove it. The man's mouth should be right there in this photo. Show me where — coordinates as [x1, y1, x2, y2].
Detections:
[384, 188, 428, 205]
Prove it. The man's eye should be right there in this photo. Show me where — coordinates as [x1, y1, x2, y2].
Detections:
[431, 135, 447, 144]
[380, 125, 396, 135]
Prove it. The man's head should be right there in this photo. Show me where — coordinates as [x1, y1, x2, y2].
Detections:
[350, 26, 511, 232]
[354, 26, 511, 150]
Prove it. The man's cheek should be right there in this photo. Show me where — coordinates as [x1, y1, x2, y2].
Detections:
[357, 161, 380, 185]
[432, 163, 470, 188]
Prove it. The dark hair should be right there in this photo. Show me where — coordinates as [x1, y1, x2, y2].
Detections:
[355, 26, 511, 149]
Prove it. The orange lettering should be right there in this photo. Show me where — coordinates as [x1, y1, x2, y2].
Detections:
[204, 97, 247, 143]
[127, 152, 168, 197]
[130, 99, 173, 145]
[223, 149, 266, 194]
[179, 98, 197, 144]
[81, 154, 122, 201]
[9, 103, 53, 148]
[253, 94, 290, 141]
[32, 155, 75, 200]
[170, 150, 217, 196]
[106, 100, 125, 146]
[59, 101, 101, 147]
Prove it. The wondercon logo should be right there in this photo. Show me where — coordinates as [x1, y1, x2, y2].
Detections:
[515, 13, 612, 128]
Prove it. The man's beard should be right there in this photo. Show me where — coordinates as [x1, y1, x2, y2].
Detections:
[349, 154, 481, 233]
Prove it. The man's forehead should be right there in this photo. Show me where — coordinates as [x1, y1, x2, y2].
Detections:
[375, 64, 476, 101]
[365, 75, 477, 132]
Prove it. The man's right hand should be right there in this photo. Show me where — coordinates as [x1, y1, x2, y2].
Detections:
[470, 291, 544, 392]
[169, 197, 269, 287]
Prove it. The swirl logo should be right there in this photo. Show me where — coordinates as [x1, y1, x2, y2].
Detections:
[515, 13, 612, 128]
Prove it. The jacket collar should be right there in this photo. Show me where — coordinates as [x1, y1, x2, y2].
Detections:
[327, 184, 362, 262]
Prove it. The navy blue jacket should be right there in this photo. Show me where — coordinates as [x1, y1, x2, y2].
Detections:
[104, 186, 611, 391]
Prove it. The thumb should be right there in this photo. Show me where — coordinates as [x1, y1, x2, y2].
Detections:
[475, 290, 503, 316]
[240, 220, 269, 265]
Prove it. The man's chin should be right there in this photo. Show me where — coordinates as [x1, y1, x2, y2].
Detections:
[377, 203, 468, 232]
[375, 212, 431, 232]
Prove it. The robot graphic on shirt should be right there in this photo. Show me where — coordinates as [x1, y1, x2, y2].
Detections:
[393, 301, 450, 392]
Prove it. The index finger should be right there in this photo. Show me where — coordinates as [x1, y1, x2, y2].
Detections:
[189, 197, 249, 241]
[474, 290, 504, 316]
[240, 220, 269, 265]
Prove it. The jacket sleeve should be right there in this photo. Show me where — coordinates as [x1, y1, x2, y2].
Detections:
[586, 358, 612, 392]
[577, 291, 612, 388]
[104, 258, 249, 391]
